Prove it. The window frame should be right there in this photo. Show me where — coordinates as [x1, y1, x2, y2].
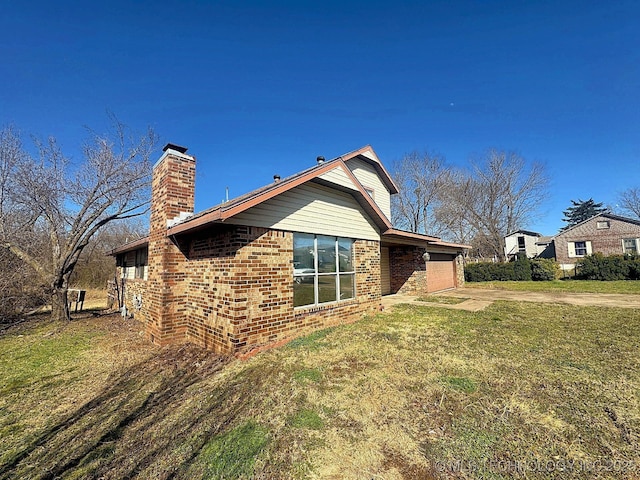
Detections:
[363, 186, 375, 200]
[623, 238, 639, 255]
[574, 241, 588, 257]
[293, 234, 355, 308]
[568, 240, 591, 258]
[135, 248, 148, 280]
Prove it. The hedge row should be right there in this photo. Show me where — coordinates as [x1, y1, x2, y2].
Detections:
[577, 253, 640, 280]
[465, 257, 558, 282]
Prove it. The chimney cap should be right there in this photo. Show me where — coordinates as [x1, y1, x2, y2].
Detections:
[163, 143, 188, 154]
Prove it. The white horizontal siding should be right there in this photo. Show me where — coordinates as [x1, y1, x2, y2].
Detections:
[227, 182, 380, 240]
[347, 158, 391, 220]
[318, 167, 359, 190]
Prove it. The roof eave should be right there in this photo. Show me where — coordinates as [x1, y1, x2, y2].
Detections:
[107, 236, 149, 256]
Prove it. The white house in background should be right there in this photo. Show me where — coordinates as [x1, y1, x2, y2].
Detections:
[504, 230, 555, 260]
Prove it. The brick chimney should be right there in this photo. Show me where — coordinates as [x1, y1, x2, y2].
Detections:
[146, 144, 196, 345]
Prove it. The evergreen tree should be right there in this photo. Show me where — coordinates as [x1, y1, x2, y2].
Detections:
[561, 198, 608, 230]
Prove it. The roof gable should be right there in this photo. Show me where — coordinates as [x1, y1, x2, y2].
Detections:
[505, 229, 543, 238]
[556, 212, 640, 236]
[340, 145, 399, 194]
[167, 150, 393, 236]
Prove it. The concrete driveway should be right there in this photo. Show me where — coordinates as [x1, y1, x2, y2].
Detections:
[381, 287, 640, 312]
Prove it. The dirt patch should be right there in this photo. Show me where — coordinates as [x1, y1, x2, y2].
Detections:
[382, 448, 438, 480]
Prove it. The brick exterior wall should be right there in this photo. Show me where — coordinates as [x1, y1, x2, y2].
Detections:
[179, 227, 380, 354]
[389, 246, 427, 295]
[555, 216, 640, 265]
[108, 276, 148, 320]
[147, 150, 196, 346]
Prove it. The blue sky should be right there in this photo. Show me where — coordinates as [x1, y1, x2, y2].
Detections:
[1, 0, 638, 237]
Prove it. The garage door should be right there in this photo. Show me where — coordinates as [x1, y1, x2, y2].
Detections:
[426, 253, 456, 293]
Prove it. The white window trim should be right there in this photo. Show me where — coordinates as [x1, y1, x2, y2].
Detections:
[622, 238, 640, 254]
[568, 240, 592, 258]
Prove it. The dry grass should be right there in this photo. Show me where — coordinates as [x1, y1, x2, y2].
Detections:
[416, 296, 469, 305]
[1, 300, 639, 479]
[21, 288, 108, 315]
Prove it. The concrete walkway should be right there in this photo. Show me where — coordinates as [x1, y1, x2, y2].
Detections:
[381, 287, 640, 312]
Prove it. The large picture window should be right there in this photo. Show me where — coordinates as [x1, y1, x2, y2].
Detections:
[293, 233, 355, 307]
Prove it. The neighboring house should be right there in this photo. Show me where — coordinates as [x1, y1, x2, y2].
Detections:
[554, 213, 640, 270]
[109, 144, 469, 355]
[504, 230, 555, 260]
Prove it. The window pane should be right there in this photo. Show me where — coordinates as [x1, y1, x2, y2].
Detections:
[294, 281, 315, 307]
[318, 274, 337, 303]
[339, 274, 354, 300]
[294, 233, 315, 272]
[624, 239, 637, 254]
[338, 238, 353, 272]
[317, 236, 336, 273]
[575, 241, 587, 255]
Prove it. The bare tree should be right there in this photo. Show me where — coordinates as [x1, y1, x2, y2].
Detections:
[0, 121, 157, 321]
[619, 187, 640, 219]
[446, 150, 548, 260]
[391, 151, 449, 235]
[71, 219, 147, 288]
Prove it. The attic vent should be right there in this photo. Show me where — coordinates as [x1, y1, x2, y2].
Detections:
[317, 156, 325, 164]
[274, 174, 281, 183]
[163, 143, 188, 154]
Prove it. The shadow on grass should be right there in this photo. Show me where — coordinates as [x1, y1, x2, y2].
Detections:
[0, 345, 275, 480]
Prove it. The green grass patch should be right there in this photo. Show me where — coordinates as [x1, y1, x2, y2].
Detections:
[290, 409, 324, 430]
[466, 279, 640, 294]
[442, 376, 477, 393]
[287, 327, 334, 350]
[189, 421, 270, 479]
[0, 323, 98, 396]
[293, 368, 323, 383]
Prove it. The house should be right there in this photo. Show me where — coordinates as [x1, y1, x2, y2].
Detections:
[504, 230, 555, 260]
[109, 144, 469, 355]
[554, 213, 640, 270]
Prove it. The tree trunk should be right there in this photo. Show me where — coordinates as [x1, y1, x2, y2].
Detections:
[51, 287, 71, 321]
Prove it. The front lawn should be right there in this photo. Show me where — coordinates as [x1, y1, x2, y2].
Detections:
[465, 279, 640, 295]
[1, 302, 639, 479]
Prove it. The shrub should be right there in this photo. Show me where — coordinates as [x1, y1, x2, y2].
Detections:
[465, 256, 558, 282]
[531, 258, 559, 281]
[513, 254, 532, 281]
[577, 253, 637, 280]
[465, 261, 516, 282]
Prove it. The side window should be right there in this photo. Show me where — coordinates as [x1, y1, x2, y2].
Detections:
[135, 248, 148, 280]
[623, 238, 639, 254]
[574, 241, 588, 256]
[293, 234, 355, 307]
[569, 241, 591, 257]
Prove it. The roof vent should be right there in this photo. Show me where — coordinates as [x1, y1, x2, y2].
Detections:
[273, 174, 281, 183]
[163, 143, 188, 154]
[316, 156, 325, 164]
